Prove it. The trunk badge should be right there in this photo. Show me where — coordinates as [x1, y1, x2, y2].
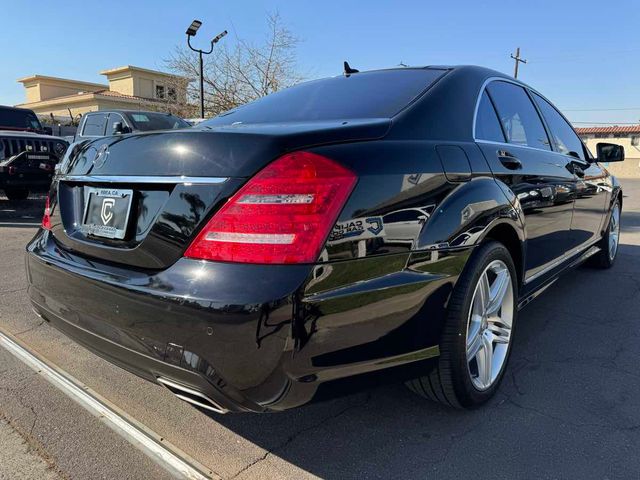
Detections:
[93, 144, 110, 168]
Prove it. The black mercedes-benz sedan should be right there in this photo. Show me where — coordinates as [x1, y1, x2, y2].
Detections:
[26, 65, 624, 413]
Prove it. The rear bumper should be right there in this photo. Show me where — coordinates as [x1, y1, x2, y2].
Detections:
[26, 230, 459, 413]
[30, 301, 258, 413]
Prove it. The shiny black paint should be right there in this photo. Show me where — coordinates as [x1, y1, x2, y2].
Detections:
[26, 65, 621, 412]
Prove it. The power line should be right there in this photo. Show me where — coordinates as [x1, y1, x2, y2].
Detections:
[562, 107, 640, 112]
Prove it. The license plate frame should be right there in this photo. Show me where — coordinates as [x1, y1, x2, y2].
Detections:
[81, 187, 134, 240]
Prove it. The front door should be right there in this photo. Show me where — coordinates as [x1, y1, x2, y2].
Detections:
[530, 92, 608, 250]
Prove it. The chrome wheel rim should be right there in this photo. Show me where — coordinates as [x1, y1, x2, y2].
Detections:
[609, 204, 620, 261]
[466, 260, 514, 391]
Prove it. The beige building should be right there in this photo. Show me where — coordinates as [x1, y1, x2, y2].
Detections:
[576, 125, 640, 178]
[16, 66, 191, 121]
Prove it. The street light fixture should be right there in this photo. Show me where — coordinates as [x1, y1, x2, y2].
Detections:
[186, 19, 227, 119]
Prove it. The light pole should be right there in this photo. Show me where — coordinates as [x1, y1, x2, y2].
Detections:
[185, 20, 227, 119]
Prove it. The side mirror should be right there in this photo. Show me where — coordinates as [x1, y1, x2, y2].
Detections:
[112, 121, 124, 135]
[596, 143, 625, 163]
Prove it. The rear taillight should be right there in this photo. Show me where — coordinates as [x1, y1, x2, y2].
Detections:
[185, 151, 357, 264]
[42, 196, 51, 230]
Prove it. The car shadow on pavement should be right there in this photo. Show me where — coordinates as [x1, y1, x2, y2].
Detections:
[212, 242, 640, 479]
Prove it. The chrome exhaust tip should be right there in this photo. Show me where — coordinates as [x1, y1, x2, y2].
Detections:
[157, 377, 229, 414]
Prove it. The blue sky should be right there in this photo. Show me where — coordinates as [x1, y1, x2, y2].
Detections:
[1, 0, 639, 125]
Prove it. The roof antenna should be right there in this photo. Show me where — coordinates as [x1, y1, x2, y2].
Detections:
[344, 61, 359, 77]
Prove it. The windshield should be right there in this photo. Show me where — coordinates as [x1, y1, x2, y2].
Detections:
[0, 107, 42, 130]
[200, 68, 446, 127]
[125, 112, 190, 132]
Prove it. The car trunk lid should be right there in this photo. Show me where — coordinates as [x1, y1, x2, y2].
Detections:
[49, 119, 389, 269]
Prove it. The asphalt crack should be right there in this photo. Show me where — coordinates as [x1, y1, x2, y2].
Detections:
[13, 319, 46, 337]
[229, 392, 373, 479]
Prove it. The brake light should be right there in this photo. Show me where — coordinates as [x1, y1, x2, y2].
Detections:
[42, 196, 51, 230]
[185, 151, 357, 264]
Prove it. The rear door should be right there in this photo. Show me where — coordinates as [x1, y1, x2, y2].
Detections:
[530, 92, 608, 250]
[77, 113, 108, 141]
[475, 80, 577, 283]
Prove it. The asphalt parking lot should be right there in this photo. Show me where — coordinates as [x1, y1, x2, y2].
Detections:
[1, 181, 640, 480]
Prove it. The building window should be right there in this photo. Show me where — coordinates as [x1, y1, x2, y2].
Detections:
[155, 85, 166, 99]
[167, 87, 177, 101]
[595, 133, 609, 138]
[614, 133, 627, 138]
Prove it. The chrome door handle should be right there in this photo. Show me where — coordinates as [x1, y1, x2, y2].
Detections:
[497, 150, 522, 170]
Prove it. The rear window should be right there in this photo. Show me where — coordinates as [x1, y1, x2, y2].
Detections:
[200, 69, 446, 126]
[125, 112, 190, 131]
[0, 108, 42, 130]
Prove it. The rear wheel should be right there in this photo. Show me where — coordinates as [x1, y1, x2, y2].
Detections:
[589, 200, 621, 269]
[4, 188, 29, 201]
[407, 241, 517, 408]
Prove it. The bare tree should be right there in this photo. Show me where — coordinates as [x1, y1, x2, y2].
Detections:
[165, 12, 304, 117]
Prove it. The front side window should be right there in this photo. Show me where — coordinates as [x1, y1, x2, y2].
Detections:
[532, 92, 585, 159]
[106, 113, 126, 135]
[475, 91, 505, 142]
[81, 113, 108, 136]
[487, 81, 551, 151]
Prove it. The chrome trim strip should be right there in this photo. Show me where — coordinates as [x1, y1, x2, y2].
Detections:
[61, 175, 228, 185]
[524, 238, 601, 285]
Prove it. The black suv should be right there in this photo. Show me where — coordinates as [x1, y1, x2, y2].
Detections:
[75, 110, 190, 142]
[0, 106, 68, 200]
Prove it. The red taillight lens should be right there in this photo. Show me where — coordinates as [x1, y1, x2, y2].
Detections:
[185, 151, 357, 264]
[42, 196, 51, 230]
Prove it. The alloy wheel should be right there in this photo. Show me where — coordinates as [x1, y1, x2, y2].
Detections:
[466, 260, 514, 391]
[609, 203, 621, 261]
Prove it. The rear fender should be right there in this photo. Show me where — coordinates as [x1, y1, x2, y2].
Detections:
[416, 176, 524, 251]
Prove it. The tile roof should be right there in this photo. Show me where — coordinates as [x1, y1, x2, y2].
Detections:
[92, 89, 156, 102]
[574, 125, 640, 135]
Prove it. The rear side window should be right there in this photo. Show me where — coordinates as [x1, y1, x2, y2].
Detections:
[532, 92, 585, 160]
[475, 91, 505, 142]
[82, 114, 108, 136]
[126, 112, 190, 131]
[200, 69, 446, 126]
[487, 81, 551, 151]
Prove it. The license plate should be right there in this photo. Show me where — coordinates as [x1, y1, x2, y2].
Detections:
[81, 187, 133, 239]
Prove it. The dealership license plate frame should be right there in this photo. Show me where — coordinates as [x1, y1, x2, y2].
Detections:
[81, 187, 134, 240]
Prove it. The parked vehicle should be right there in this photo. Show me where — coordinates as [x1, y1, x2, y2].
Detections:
[0, 106, 68, 200]
[74, 110, 190, 142]
[26, 66, 623, 413]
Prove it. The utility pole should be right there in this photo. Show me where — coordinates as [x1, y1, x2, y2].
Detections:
[510, 47, 527, 79]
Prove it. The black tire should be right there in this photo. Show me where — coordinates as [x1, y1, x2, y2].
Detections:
[4, 188, 29, 201]
[588, 199, 621, 269]
[406, 240, 518, 408]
